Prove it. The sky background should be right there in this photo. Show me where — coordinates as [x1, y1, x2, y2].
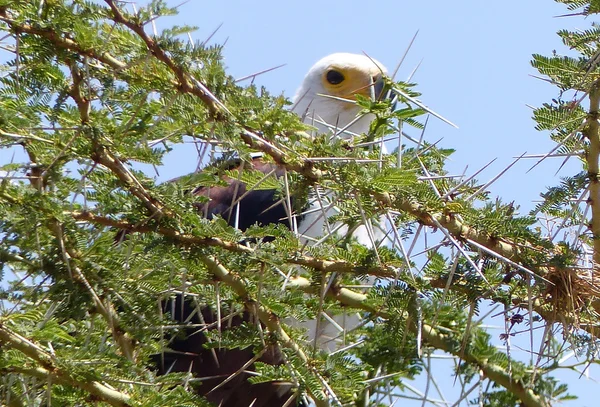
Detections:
[157, 0, 583, 213]
[152, 1, 596, 405]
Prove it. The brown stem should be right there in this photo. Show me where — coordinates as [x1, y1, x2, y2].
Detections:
[90, 144, 169, 218]
[587, 84, 600, 265]
[289, 277, 548, 407]
[0, 11, 126, 70]
[103, 0, 223, 119]
[70, 210, 396, 278]
[0, 325, 131, 407]
[200, 255, 328, 406]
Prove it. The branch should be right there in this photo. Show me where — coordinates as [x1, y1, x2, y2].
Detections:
[0, 2, 321, 181]
[0, 10, 126, 71]
[103, 0, 223, 118]
[50, 220, 137, 361]
[0, 2, 551, 271]
[90, 143, 170, 218]
[66, 60, 90, 124]
[1, 0, 544, 272]
[395, 198, 523, 262]
[421, 323, 549, 407]
[199, 255, 329, 407]
[79, 208, 548, 407]
[289, 277, 549, 407]
[239, 129, 323, 182]
[70, 210, 397, 278]
[102, 1, 324, 181]
[18, 144, 136, 362]
[586, 83, 600, 264]
[0, 324, 131, 407]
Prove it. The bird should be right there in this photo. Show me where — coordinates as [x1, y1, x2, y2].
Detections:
[291, 52, 388, 249]
[153, 53, 389, 407]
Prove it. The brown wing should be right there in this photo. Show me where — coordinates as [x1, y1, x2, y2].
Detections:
[154, 157, 304, 407]
[153, 296, 299, 407]
[193, 158, 293, 231]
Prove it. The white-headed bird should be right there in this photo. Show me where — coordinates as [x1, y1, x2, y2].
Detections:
[155, 53, 389, 407]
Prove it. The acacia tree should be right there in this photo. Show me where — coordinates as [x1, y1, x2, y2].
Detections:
[0, 0, 598, 406]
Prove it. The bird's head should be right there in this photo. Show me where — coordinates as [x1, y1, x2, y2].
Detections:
[292, 53, 388, 139]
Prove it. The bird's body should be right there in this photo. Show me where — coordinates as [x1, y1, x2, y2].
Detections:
[193, 158, 292, 231]
[294, 53, 388, 248]
[155, 53, 389, 406]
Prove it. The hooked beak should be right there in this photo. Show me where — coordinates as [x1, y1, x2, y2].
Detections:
[373, 74, 396, 110]
[373, 74, 385, 100]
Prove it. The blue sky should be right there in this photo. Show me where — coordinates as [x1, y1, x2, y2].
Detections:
[159, 0, 582, 213]
[154, 1, 596, 405]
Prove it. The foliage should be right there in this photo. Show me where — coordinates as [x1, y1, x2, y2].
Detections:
[0, 1, 599, 406]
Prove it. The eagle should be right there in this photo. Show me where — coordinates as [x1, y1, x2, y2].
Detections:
[154, 53, 389, 407]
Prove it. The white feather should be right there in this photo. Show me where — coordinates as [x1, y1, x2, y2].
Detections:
[288, 53, 389, 349]
[292, 53, 387, 138]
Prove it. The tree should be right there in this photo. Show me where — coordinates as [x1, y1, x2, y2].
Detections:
[0, 0, 597, 405]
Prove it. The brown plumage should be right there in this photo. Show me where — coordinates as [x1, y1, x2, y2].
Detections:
[154, 296, 300, 407]
[193, 157, 295, 231]
[153, 53, 389, 406]
[154, 157, 304, 407]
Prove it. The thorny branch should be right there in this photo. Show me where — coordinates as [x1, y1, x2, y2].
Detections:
[49, 220, 137, 361]
[288, 279, 548, 407]
[0, 324, 132, 407]
[104, 0, 223, 118]
[71, 209, 550, 406]
[0, 10, 126, 71]
[0, 2, 568, 406]
[19, 132, 138, 362]
[586, 83, 600, 265]
[200, 255, 329, 407]
[91, 143, 170, 218]
[71, 210, 395, 278]
[0, 2, 545, 269]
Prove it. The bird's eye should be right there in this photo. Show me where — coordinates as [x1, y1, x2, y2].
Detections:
[326, 70, 345, 85]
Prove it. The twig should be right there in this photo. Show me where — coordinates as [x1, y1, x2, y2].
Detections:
[0, 325, 131, 407]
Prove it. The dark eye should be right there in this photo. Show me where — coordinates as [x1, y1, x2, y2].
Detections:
[326, 70, 345, 85]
